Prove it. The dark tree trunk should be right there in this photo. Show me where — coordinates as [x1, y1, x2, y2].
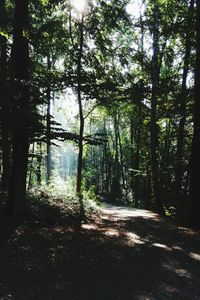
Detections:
[134, 111, 141, 207]
[46, 55, 52, 184]
[150, 0, 165, 215]
[130, 14, 144, 207]
[110, 115, 121, 201]
[36, 143, 42, 185]
[104, 135, 111, 195]
[6, 0, 30, 217]
[102, 119, 107, 193]
[76, 18, 84, 196]
[76, 17, 86, 220]
[118, 122, 125, 190]
[0, 0, 10, 191]
[188, 0, 200, 228]
[130, 117, 135, 194]
[131, 109, 141, 208]
[175, 0, 194, 222]
[28, 143, 35, 190]
[134, 12, 144, 207]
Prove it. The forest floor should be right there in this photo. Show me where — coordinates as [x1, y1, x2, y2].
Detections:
[0, 202, 200, 300]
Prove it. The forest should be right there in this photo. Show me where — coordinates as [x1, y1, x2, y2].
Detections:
[1, 0, 200, 225]
[0, 0, 200, 299]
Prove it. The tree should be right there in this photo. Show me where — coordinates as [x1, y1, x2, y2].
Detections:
[46, 54, 52, 183]
[76, 16, 84, 196]
[0, 0, 11, 191]
[188, 0, 200, 228]
[174, 0, 194, 221]
[150, 0, 165, 214]
[6, 0, 30, 217]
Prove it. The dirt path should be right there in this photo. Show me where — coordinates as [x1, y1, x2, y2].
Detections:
[0, 203, 200, 300]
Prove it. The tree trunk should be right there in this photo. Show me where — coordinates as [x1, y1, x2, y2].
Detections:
[110, 115, 121, 201]
[0, 0, 10, 191]
[28, 143, 35, 190]
[102, 119, 107, 194]
[76, 17, 86, 220]
[76, 17, 84, 196]
[130, 117, 135, 195]
[6, 0, 30, 217]
[36, 143, 42, 185]
[118, 122, 125, 190]
[188, 0, 200, 228]
[134, 112, 141, 207]
[46, 55, 52, 184]
[134, 12, 144, 207]
[175, 0, 194, 222]
[150, 0, 165, 215]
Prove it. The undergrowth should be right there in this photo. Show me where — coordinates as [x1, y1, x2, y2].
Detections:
[27, 184, 101, 224]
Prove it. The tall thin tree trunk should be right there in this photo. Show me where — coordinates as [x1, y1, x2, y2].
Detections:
[118, 123, 125, 190]
[150, 0, 165, 215]
[46, 55, 52, 184]
[134, 113, 141, 207]
[0, 0, 10, 191]
[130, 117, 134, 195]
[102, 119, 107, 194]
[36, 143, 42, 185]
[134, 8, 144, 207]
[6, 0, 30, 217]
[76, 17, 84, 196]
[175, 0, 194, 221]
[114, 115, 120, 181]
[188, 0, 200, 228]
[104, 140, 110, 195]
[132, 12, 144, 207]
[28, 143, 35, 190]
[135, 11, 144, 207]
[76, 17, 86, 220]
[110, 115, 121, 201]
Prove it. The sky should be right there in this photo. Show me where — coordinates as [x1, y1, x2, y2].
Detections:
[71, 0, 144, 19]
[126, 0, 145, 18]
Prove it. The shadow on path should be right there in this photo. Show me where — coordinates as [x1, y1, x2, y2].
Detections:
[0, 203, 200, 300]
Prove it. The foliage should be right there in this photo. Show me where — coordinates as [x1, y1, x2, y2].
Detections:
[27, 184, 101, 222]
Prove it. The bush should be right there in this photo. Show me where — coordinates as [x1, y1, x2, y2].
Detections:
[27, 184, 101, 223]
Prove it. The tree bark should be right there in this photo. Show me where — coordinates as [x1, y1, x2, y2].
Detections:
[134, 112, 141, 207]
[46, 55, 52, 184]
[188, 0, 200, 228]
[76, 17, 86, 220]
[110, 114, 121, 201]
[150, 0, 165, 215]
[130, 117, 135, 196]
[36, 143, 42, 185]
[28, 143, 35, 190]
[0, 0, 10, 191]
[118, 120, 125, 190]
[175, 0, 194, 222]
[76, 17, 84, 196]
[6, 0, 30, 217]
